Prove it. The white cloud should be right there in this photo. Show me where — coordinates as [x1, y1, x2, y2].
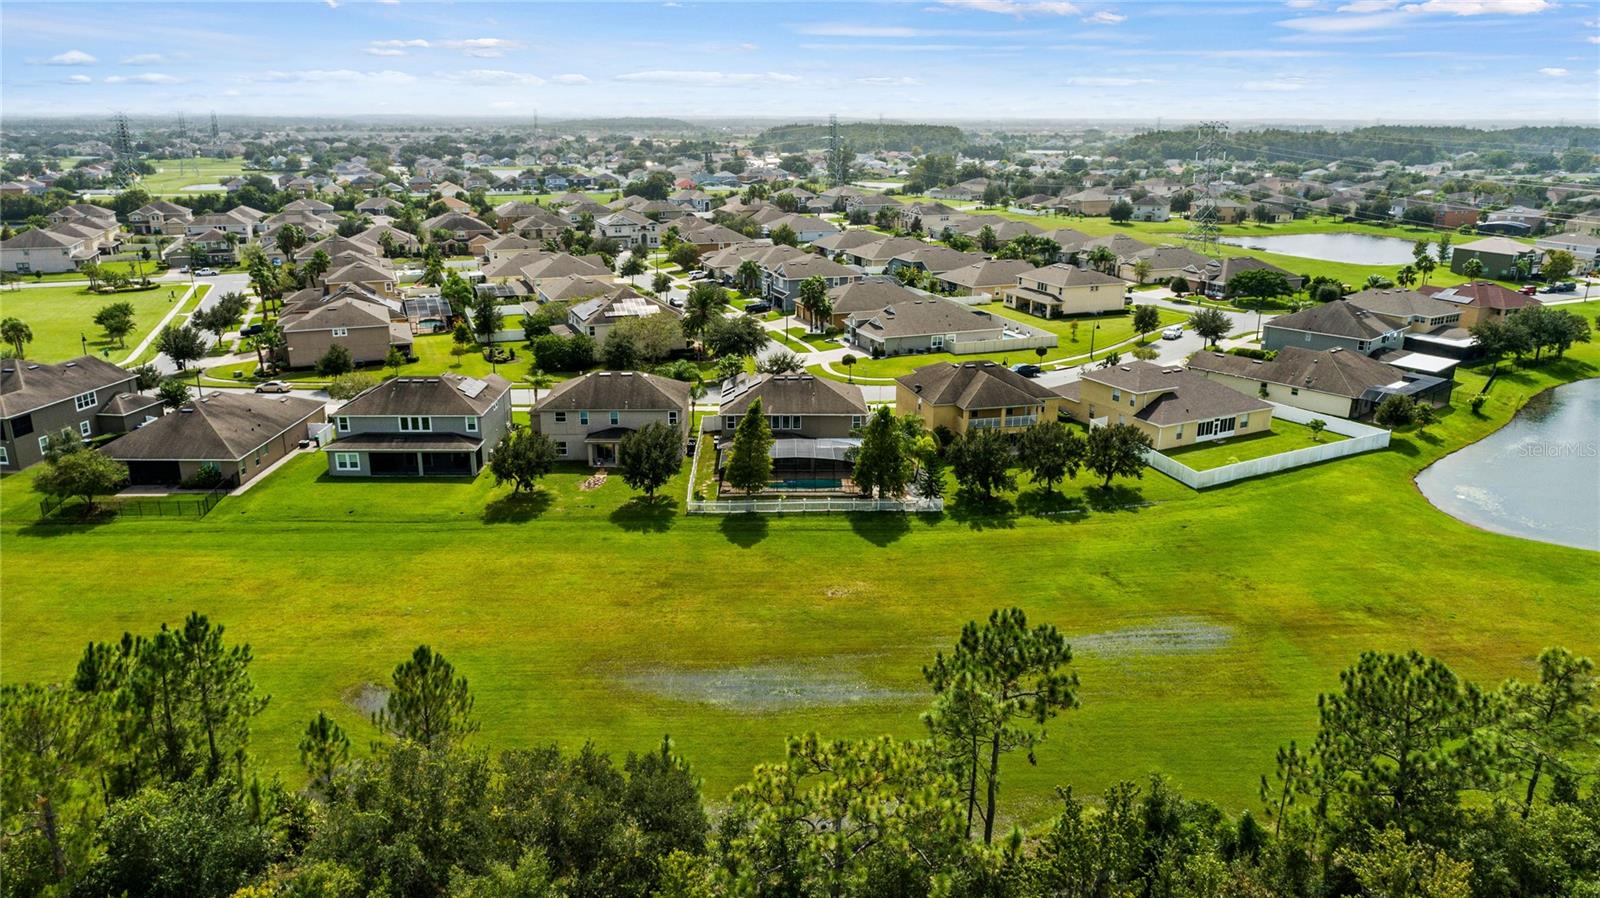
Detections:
[1066, 75, 1154, 85]
[105, 73, 182, 84]
[1337, 0, 1398, 11]
[1589, 34, 1600, 43]
[372, 39, 431, 48]
[443, 37, 522, 58]
[1285, 0, 1320, 7]
[614, 69, 801, 85]
[1538, 66, 1569, 75]
[1191, 48, 1328, 57]
[444, 69, 545, 86]
[121, 53, 167, 65]
[738, 42, 759, 50]
[365, 47, 407, 56]
[1084, 10, 1127, 24]
[857, 75, 925, 85]
[324, 0, 338, 8]
[43, 49, 97, 65]
[64, 74, 92, 84]
[939, 0, 1081, 15]
[1281, 0, 1550, 31]
[251, 69, 417, 85]
[796, 23, 925, 36]
[552, 73, 591, 84]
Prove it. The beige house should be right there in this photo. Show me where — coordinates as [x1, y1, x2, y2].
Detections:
[534, 370, 691, 466]
[277, 285, 412, 370]
[1187, 346, 1454, 420]
[895, 361, 1064, 436]
[102, 392, 325, 487]
[1003, 264, 1125, 319]
[1059, 360, 1273, 451]
[934, 259, 1039, 298]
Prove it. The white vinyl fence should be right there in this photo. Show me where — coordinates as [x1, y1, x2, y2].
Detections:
[688, 496, 944, 514]
[1141, 403, 1390, 490]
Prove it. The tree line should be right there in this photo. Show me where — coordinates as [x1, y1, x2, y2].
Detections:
[7, 609, 1592, 898]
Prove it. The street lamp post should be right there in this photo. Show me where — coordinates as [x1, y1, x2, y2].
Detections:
[80, 332, 87, 355]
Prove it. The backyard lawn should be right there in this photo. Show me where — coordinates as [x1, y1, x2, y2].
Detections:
[4, 333, 1596, 827]
[205, 332, 536, 385]
[1162, 418, 1348, 470]
[0, 283, 189, 362]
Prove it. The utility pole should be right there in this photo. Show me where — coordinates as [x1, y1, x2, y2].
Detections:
[1183, 121, 1227, 257]
[176, 113, 188, 177]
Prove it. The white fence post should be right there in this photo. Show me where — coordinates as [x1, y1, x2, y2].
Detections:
[1144, 403, 1391, 490]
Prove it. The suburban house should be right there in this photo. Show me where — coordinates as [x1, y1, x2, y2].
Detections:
[1419, 282, 1541, 328]
[0, 356, 146, 471]
[277, 284, 413, 370]
[762, 255, 863, 312]
[884, 246, 985, 279]
[1450, 236, 1540, 279]
[127, 200, 193, 235]
[534, 370, 691, 466]
[1003, 264, 1125, 318]
[1120, 244, 1211, 284]
[0, 226, 98, 273]
[185, 207, 260, 239]
[596, 209, 661, 248]
[1059, 187, 1120, 216]
[1343, 288, 1463, 332]
[706, 373, 869, 489]
[1059, 361, 1274, 452]
[934, 259, 1039, 298]
[1179, 256, 1304, 298]
[811, 228, 888, 259]
[185, 229, 239, 266]
[1263, 300, 1408, 356]
[761, 213, 838, 244]
[1130, 197, 1170, 222]
[895, 361, 1064, 436]
[102, 391, 325, 487]
[328, 373, 511, 477]
[847, 298, 1052, 358]
[1188, 346, 1453, 420]
[1535, 231, 1600, 274]
[838, 236, 927, 274]
[807, 279, 925, 330]
[568, 289, 683, 347]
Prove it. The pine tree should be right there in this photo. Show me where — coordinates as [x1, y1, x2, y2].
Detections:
[374, 645, 478, 750]
[723, 398, 774, 495]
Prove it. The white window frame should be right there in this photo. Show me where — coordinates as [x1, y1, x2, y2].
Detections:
[466, 416, 478, 433]
[851, 415, 863, 429]
[333, 452, 361, 471]
[79, 420, 92, 438]
[555, 441, 569, 457]
[398, 416, 432, 432]
[38, 434, 50, 453]
[579, 411, 589, 425]
[1111, 388, 1121, 402]
[609, 411, 620, 426]
[0, 445, 9, 466]
[336, 416, 350, 433]
[331, 327, 349, 337]
[73, 390, 97, 411]
[668, 410, 678, 426]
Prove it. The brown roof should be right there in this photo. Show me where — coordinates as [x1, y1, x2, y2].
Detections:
[1420, 281, 1539, 311]
[1021, 263, 1123, 289]
[1187, 346, 1408, 399]
[1082, 361, 1271, 426]
[1266, 300, 1399, 341]
[102, 392, 324, 462]
[939, 259, 1039, 289]
[848, 298, 1004, 340]
[0, 356, 137, 418]
[895, 361, 1059, 411]
[826, 279, 924, 316]
[336, 373, 511, 418]
[536, 370, 691, 412]
[720, 373, 868, 417]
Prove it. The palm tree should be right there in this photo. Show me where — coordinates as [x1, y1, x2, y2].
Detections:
[1415, 255, 1437, 286]
[1396, 265, 1417, 288]
[303, 249, 332, 287]
[1462, 258, 1484, 280]
[682, 285, 724, 354]
[736, 259, 762, 297]
[246, 323, 284, 374]
[1087, 246, 1118, 275]
[0, 317, 33, 358]
[275, 224, 306, 266]
[1132, 258, 1152, 285]
[527, 367, 554, 404]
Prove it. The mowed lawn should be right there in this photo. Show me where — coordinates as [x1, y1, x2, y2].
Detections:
[139, 156, 249, 195]
[0, 283, 188, 361]
[3, 343, 1598, 828]
[1163, 419, 1347, 470]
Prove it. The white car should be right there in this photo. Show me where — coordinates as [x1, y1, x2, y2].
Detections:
[253, 381, 292, 393]
[1161, 325, 1184, 340]
[194, 267, 218, 276]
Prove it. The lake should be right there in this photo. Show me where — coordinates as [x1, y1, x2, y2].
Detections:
[1416, 378, 1600, 551]
[1220, 233, 1420, 266]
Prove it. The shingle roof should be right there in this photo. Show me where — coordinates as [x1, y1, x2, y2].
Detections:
[102, 392, 324, 461]
[895, 361, 1059, 411]
[720, 373, 868, 417]
[826, 280, 924, 316]
[1266, 300, 1398, 341]
[536, 370, 691, 412]
[769, 255, 860, 280]
[1344, 289, 1461, 321]
[1421, 281, 1539, 311]
[0, 356, 136, 418]
[1021, 263, 1123, 288]
[337, 373, 511, 418]
[1083, 361, 1271, 425]
[939, 259, 1039, 289]
[1187, 346, 1407, 399]
[849, 299, 1003, 340]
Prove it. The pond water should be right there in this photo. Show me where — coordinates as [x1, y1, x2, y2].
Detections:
[1220, 233, 1421, 265]
[1416, 378, 1600, 551]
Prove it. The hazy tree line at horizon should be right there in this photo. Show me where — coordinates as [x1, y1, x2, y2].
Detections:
[3, 608, 1597, 898]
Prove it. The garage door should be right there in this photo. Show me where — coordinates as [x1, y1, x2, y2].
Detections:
[125, 460, 183, 485]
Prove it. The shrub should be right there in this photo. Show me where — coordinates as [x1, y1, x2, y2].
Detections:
[327, 373, 379, 400]
[181, 463, 225, 490]
[1226, 347, 1275, 361]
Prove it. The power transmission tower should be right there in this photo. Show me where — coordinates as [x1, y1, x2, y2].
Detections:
[827, 114, 849, 187]
[209, 110, 219, 141]
[111, 113, 139, 184]
[1183, 121, 1228, 257]
[176, 113, 188, 176]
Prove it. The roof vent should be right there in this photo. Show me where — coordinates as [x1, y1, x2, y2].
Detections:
[64, 362, 77, 368]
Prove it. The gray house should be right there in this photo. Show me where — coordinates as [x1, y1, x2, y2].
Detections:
[1262, 300, 1407, 356]
[103, 391, 325, 487]
[328, 373, 512, 477]
[534, 370, 691, 466]
[762, 255, 862, 312]
[706, 373, 869, 488]
[1, 356, 146, 471]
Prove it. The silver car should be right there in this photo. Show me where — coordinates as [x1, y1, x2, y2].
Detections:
[254, 380, 292, 393]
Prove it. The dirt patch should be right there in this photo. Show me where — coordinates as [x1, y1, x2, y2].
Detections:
[1070, 616, 1234, 657]
[344, 682, 390, 716]
[824, 582, 866, 598]
[624, 662, 918, 713]
[579, 470, 608, 491]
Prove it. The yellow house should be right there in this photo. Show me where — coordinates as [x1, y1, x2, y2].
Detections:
[1001, 264, 1125, 319]
[895, 361, 1065, 436]
[1059, 360, 1273, 451]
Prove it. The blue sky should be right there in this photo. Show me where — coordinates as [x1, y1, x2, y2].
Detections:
[3, 0, 1597, 122]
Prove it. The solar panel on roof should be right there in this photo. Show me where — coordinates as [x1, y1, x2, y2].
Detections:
[457, 377, 489, 399]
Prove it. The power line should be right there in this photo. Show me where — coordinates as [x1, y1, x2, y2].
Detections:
[1184, 121, 1227, 257]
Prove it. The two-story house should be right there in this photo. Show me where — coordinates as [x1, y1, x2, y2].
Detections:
[1262, 300, 1408, 356]
[707, 373, 869, 489]
[1003, 264, 1124, 319]
[277, 284, 413, 370]
[1, 356, 151, 471]
[328, 373, 512, 477]
[1060, 360, 1273, 451]
[567, 289, 683, 347]
[534, 370, 691, 466]
[762, 255, 863, 313]
[595, 209, 660, 249]
[895, 361, 1064, 436]
[127, 200, 193, 236]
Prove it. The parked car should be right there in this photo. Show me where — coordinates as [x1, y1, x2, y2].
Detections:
[1162, 325, 1184, 340]
[253, 381, 292, 394]
[1549, 281, 1577, 293]
[239, 323, 264, 337]
[668, 296, 684, 308]
[1520, 285, 1538, 296]
[195, 267, 218, 276]
[744, 301, 772, 315]
[687, 271, 711, 281]
[1011, 363, 1043, 378]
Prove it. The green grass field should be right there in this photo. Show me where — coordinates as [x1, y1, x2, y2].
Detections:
[138, 157, 249, 195]
[4, 315, 1597, 826]
[205, 332, 534, 385]
[1162, 419, 1347, 470]
[0, 283, 190, 361]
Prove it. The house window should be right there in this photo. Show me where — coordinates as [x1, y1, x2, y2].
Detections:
[1239, 416, 1249, 429]
[1175, 425, 1183, 439]
[668, 410, 678, 426]
[931, 335, 944, 349]
[79, 420, 92, 438]
[1111, 388, 1121, 402]
[724, 416, 738, 430]
[1290, 387, 1299, 395]
[1357, 341, 1368, 352]
[38, 434, 51, 453]
[331, 327, 349, 337]
[398, 416, 431, 432]
[554, 411, 566, 423]
[555, 441, 569, 457]
[851, 415, 863, 429]
[336, 416, 350, 433]
[1304, 333, 1312, 342]
[579, 411, 589, 425]
[334, 452, 360, 471]
[0, 445, 8, 466]
[73, 390, 97, 411]
[466, 417, 478, 433]
[609, 411, 620, 426]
